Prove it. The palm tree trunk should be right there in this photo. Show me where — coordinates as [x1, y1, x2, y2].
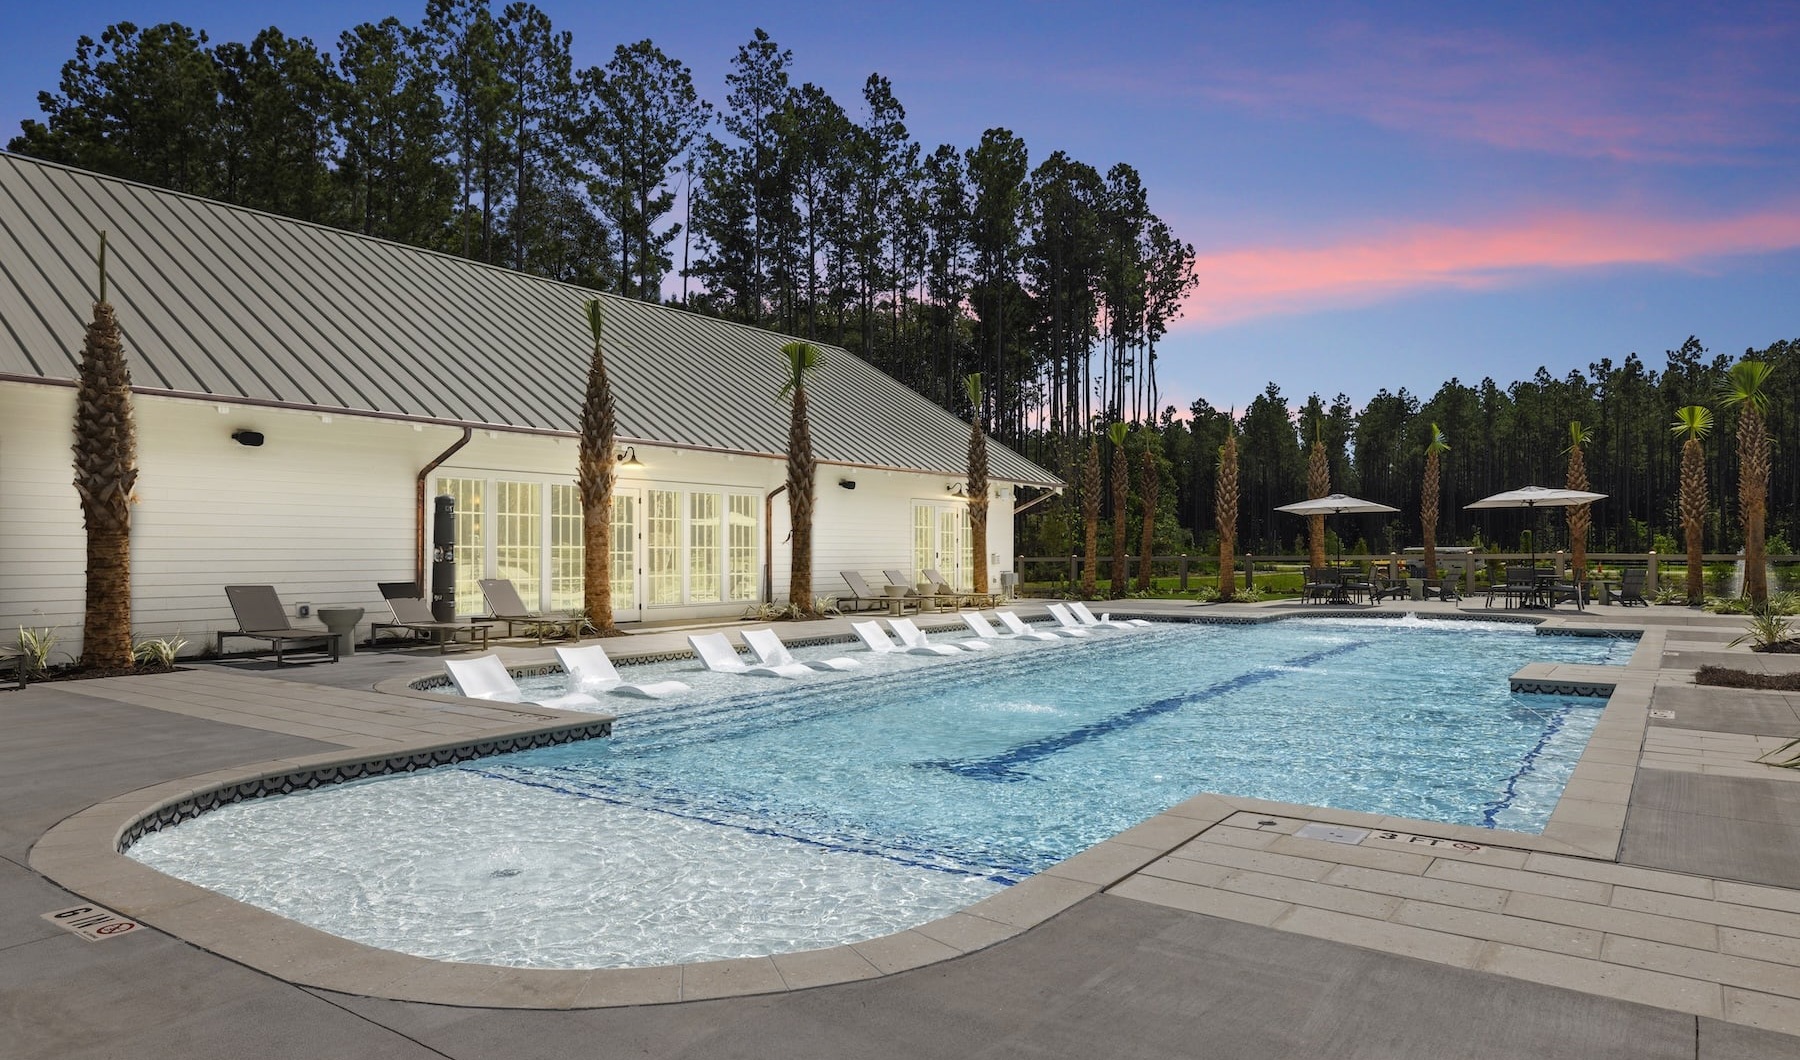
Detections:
[788, 386, 816, 612]
[1110, 443, 1128, 597]
[73, 294, 138, 669]
[1421, 451, 1440, 581]
[1307, 438, 1328, 571]
[1567, 446, 1590, 583]
[1217, 433, 1239, 600]
[1137, 446, 1158, 591]
[579, 302, 620, 634]
[1740, 407, 1770, 603]
[1080, 440, 1100, 598]
[1680, 437, 1706, 605]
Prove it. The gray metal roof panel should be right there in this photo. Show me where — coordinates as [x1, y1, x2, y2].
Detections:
[0, 152, 1059, 485]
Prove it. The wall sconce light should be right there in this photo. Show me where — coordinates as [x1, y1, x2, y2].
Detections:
[945, 482, 969, 497]
[617, 446, 644, 468]
[839, 478, 857, 490]
[231, 429, 265, 447]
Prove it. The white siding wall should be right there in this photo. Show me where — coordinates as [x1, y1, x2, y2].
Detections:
[1, 384, 447, 657]
[1, 381, 1027, 655]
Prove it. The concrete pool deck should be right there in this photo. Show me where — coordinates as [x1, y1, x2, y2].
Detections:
[8, 599, 1800, 1057]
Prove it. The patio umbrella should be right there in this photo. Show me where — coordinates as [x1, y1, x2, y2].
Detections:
[1464, 485, 1607, 567]
[1274, 493, 1400, 568]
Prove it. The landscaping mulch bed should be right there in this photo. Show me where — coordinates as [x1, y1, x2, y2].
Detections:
[1751, 640, 1800, 654]
[22, 663, 187, 684]
[1695, 665, 1800, 691]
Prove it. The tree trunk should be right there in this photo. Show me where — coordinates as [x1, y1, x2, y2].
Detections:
[1080, 440, 1100, 598]
[73, 297, 138, 669]
[1216, 433, 1238, 600]
[1680, 437, 1706, 605]
[967, 422, 990, 594]
[1739, 407, 1770, 604]
[1567, 446, 1590, 583]
[1136, 445, 1158, 591]
[1110, 443, 1128, 597]
[787, 386, 816, 613]
[1307, 439, 1328, 571]
[577, 302, 620, 634]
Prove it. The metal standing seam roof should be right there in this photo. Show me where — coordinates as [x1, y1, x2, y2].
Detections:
[0, 152, 1060, 487]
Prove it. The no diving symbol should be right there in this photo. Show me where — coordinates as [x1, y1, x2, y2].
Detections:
[94, 922, 136, 936]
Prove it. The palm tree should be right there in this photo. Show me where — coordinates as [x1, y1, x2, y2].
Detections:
[1419, 424, 1448, 581]
[1306, 420, 1328, 572]
[577, 299, 621, 635]
[1720, 360, 1774, 603]
[1671, 405, 1712, 605]
[1136, 426, 1161, 592]
[1216, 422, 1239, 600]
[780, 341, 821, 615]
[964, 373, 990, 596]
[1108, 421, 1129, 597]
[1080, 437, 1100, 598]
[73, 232, 137, 669]
[1564, 420, 1595, 583]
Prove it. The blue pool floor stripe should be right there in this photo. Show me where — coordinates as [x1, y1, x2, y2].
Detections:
[1479, 699, 1576, 828]
[926, 639, 1371, 782]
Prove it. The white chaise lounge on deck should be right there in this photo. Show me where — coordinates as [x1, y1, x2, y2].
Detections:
[444, 655, 601, 711]
[742, 628, 862, 672]
[553, 644, 690, 699]
[688, 632, 812, 678]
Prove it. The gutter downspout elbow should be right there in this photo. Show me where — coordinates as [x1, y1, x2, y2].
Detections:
[416, 426, 474, 589]
[764, 483, 789, 603]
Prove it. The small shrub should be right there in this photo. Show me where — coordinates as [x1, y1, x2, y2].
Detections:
[15, 626, 60, 673]
[1728, 607, 1796, 651]
[814, 596, 842, 617]
[131, 634, 188, 667]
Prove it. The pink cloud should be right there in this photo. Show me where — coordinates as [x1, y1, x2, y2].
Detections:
[1181, 207, 1800, 328]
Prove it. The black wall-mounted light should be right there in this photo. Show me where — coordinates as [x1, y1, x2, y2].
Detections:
[839, 478, 856, 490]
[231, 429, 265, 447]
[617, 446, 644, 468]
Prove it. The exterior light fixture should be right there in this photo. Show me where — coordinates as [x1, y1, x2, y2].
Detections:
[231, 429, 265, 447]
[618, 446, 644, 468]
[839, 478, 857, 490]
[946, 482, 969, 497]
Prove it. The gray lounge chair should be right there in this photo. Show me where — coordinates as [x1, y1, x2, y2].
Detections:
[479, 577, 578, 642]
[218, 585, 339, 664]
[838, 571, 891, 613]
[372, 582, 492, 653]
[923, 567, 997, 609]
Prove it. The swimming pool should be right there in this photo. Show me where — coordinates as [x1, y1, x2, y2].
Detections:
[129, 616, 1634, 969]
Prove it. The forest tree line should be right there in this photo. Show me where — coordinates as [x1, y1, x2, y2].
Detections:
[9, 4, 1196, 440]
[9, 6, 1792, 561]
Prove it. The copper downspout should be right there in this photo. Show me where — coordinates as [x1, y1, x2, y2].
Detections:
[415, 427, 474, 588]
[763, 483, 789, 603]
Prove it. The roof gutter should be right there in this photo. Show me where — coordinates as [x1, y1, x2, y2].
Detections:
[416, 427, 473, 589]
[0, 374, 1062, 488]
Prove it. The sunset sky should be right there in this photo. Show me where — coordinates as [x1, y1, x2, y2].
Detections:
[4, 1, 1795, 414]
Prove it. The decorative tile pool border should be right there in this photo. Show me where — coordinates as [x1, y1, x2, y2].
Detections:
[115, 720, 612, 852]
[1509, 678, 1616, 697]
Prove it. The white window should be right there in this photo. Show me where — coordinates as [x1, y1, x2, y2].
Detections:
[728, 494, 758, 601]
[549, 484, 583, 612]
[688, 492, 722, 603]
[647, 489, 682, 605]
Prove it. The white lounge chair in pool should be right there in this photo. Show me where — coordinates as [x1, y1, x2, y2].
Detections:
[742, 628, 862, 672]
[1069, 601, 1152, 629]
[888, 616, 990, 652]
[553, 644, 690, 699]
[444, 655, 601, 711]
[852, 620, 960, 656]
[995, 610, 1085, 638]
[1047, 603, 1106, 636]
[962, 611, 1059, 642]
[688, 632, 811, 678]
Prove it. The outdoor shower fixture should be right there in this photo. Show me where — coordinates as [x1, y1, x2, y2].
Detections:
[231, 429, 264, 447]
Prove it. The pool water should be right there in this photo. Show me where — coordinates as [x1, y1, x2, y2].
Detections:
[129, 617, 1634, 969]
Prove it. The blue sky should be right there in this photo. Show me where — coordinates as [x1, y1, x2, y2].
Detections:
[4, 1, 1796, 414]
